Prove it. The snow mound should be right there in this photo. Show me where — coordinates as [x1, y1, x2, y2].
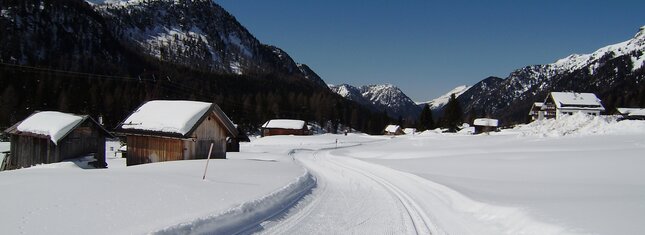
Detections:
[153, 172, 315, 235]
[515, 112, 645, 136]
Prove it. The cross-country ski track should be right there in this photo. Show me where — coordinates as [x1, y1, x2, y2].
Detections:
[252, 137, 574, 235]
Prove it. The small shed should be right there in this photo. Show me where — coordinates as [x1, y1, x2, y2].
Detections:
[261, 119, 309, 137]
[616, 108, 645, 120]
[473, 118, 499, 134]
[384, 125, 404, 135]
[403, 128, 417, 135]
[3, 111, 112, 170]
[114, 100, 238, 166]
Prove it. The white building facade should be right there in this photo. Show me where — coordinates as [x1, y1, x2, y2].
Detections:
[542, 92, 604, 119]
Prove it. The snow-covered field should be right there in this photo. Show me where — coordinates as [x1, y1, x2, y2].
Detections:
[348, 133, 645, 234]
[1, 114, 644, 234]
[255, 115, 645, 234]
[0, 150, 311, 234]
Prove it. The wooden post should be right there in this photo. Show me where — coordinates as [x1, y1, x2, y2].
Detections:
[202, 142, 214, 180]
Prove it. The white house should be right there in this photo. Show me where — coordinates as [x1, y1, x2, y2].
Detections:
[529, 102, 545, 121]
[542, 92, 605, 119]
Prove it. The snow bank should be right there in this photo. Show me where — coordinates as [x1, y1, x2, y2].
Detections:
[0, 152, 307, 234]
[514, 112, 645, 136]
[154, 172, 315, 235]
[16, 111, 84, 143]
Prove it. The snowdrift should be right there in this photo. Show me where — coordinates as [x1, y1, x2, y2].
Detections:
[154, 172, 316, 235]
[514, 112, 645, 136]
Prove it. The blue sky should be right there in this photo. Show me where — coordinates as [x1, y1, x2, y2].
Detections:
[216, 1, 644, 101]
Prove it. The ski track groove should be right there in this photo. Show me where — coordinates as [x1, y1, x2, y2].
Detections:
[258, 142, 440, 235]
[324, 153, 436, 235]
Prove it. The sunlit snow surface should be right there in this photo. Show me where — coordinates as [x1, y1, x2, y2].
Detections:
[2, 115, 644, 234]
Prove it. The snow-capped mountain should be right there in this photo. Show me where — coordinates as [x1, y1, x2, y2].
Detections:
[460, 26, 645, 123]
[330, 84, 421, 118]
[417, 85, 471, 110]
[79, 0, 325, 86]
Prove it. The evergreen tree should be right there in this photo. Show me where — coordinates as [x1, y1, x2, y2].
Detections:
[443, 93, 463, 132]
[417, 104, 434, 131]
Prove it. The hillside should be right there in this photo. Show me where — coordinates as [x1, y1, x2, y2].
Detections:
[458, 26, 645, 123]
[0, 0, 388, 134]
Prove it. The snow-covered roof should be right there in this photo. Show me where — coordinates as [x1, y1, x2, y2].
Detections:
[403, 128, 417, 134]
[548, 92, 604, 110]
[616, 108, 645, 116]
[14, 111, 85, 143]
[473, 118, 499, 127]
[120, 100, 213, 135]
[262, 119, 306, 130]
[532, 102, 544, 108]
[385, 125, 401, 133]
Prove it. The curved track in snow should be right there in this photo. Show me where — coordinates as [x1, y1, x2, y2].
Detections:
[257, 148, 440, 234]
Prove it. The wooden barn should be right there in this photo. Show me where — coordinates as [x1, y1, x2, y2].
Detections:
[261, 119, 310, 137]
[3, 111, 112, 170]
[384, 125, 405, 135]
[114, 100, 238, 166]
[473, 118, 499, 134]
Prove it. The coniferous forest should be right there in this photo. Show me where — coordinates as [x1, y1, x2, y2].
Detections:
[0, 0, 392, 134]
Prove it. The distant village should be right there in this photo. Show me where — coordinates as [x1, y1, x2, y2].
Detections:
[1, 91, 644, 171]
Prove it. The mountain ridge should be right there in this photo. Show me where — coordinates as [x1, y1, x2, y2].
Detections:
[458, 26, 645, 123]
[329, 83, 421, 119]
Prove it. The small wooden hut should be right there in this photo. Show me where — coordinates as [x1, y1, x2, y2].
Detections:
[114, 100, 238, 166]
[473, 118, 499, 134]
[261, 119, 310, 137]
[616, 108, 645, 120]
[384, 125, 405, 135]
[3, 111, 112, 170]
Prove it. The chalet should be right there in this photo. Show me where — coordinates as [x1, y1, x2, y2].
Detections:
[261, 119, 310, 137]
[384, 125, 404, 135]
[3, 111, 112, 170]
[616, 108, 645, 120]
[114, 100, 238, 166]
[529, 102, 545, 121]
[473, 118, 499, 134]
[542, 92, 605, 119]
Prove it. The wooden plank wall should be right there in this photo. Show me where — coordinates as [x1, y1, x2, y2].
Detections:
[264, 128, 307, 136]
[127, 135, 183, 166]
[190, 114, 227, 159]
[8, 135, 55, 170]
